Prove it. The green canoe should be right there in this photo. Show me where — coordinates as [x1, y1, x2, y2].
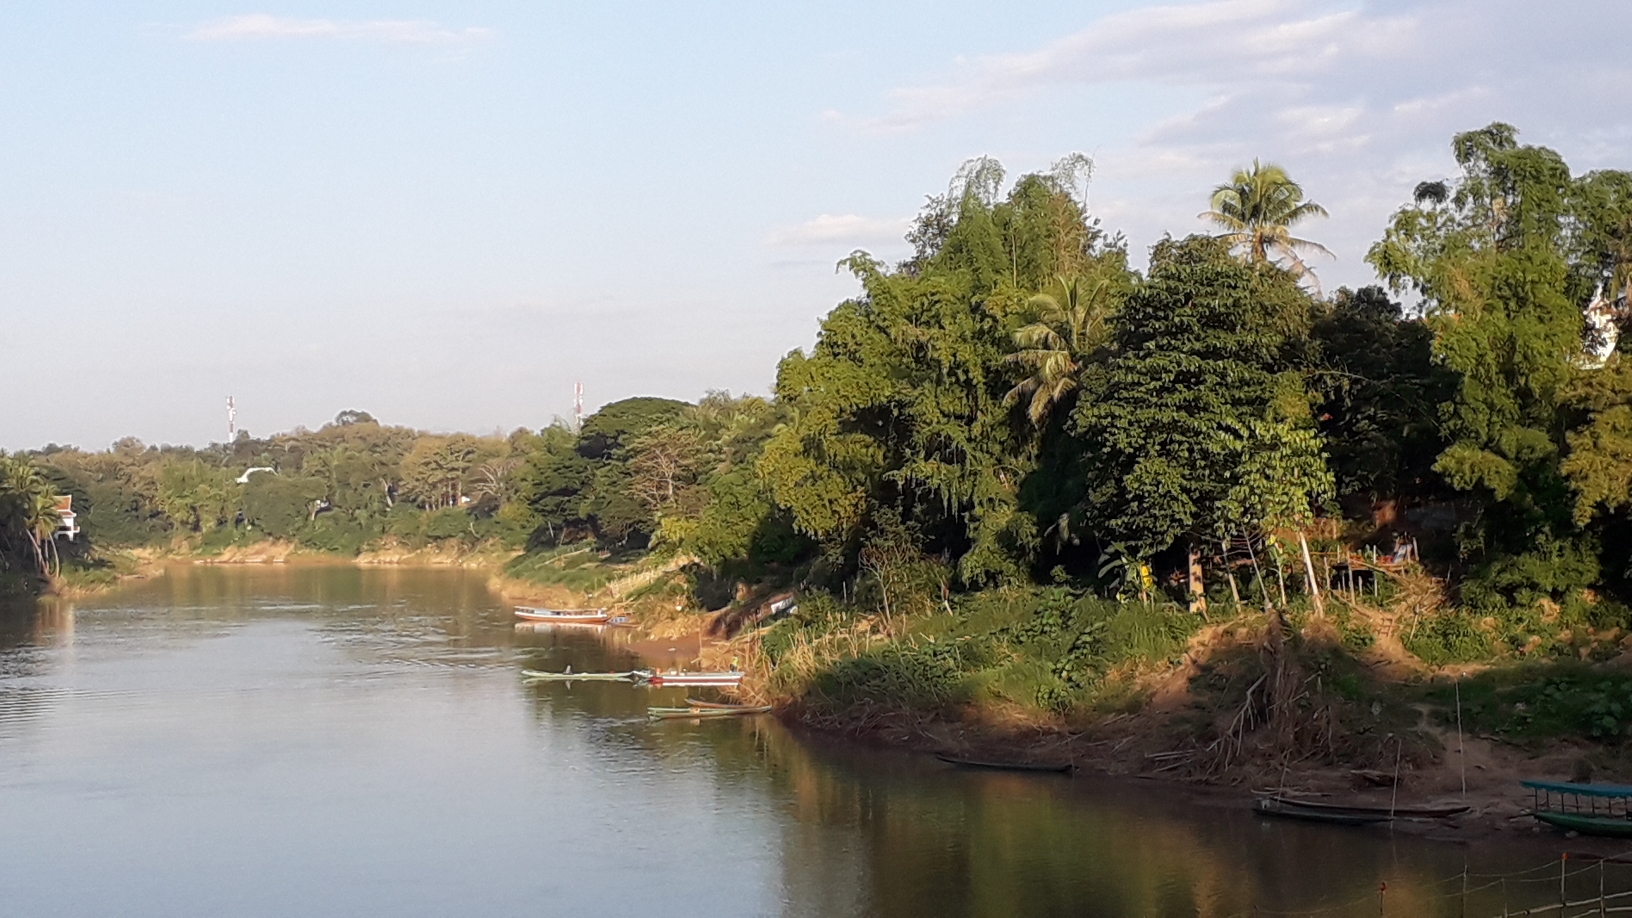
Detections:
[1534, 811, 1632, 837]
[648, 705, 772, 720]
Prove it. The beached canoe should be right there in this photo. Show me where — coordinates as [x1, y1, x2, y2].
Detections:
[1259, 795, 1469, 819]
[520, 669, 637, 682]
[648, 705, 772, 720]
[515, 607, 611, 625]
[1254, 798, 1391, 826]
[934, 754, 1073, 774]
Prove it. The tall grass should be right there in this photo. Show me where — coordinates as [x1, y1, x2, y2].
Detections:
[754, 587, 1203, 718]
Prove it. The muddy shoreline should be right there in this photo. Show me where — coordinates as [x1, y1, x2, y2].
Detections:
[767, 700, 1632, 851]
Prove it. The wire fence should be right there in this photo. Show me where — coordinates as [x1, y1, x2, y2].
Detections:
[1229, 855, 1632, 918]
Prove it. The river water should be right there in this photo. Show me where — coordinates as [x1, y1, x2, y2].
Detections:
[0, 566, 1618, 917]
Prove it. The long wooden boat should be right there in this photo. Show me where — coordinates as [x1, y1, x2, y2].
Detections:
[515, 607, 611, 625]
[520, 669, 636, 682]
[935, 753, 1073, 774]
[1533, 811, 1632, 838]
[1260, 795, 1470, 819]
[638, 671, 745, 687]
[1254, 797, 1391, 826]
[648, 705, 772, 720]
[684, 698, 752, 709]
[1522, 780, 1632, 836]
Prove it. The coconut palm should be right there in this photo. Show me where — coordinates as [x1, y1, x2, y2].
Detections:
[1004, 275, 1111, 428]
[1201, 160, 1332, 282]
[0, 456, 62, 576]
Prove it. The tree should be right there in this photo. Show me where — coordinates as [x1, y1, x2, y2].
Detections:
[332, 409, 377, 427]
[757, 248, 1035, 584]
[1202, 160, 1331, 283]
[0, 455, 64, 576]
[399, 435, 482, 510]
[1005, 275, 1114, 428]
[761, 157, 1129, 585]
[1074, 235, 1331, 610]
[1311, 286, 1456, 504]
[1367, 122, 1632, 605]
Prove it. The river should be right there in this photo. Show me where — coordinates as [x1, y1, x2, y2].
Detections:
[0, 566, 1618, 917]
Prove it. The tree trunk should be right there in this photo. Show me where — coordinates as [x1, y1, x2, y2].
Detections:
[1298, 531, 1324, 618]
[1244, 536, 1273, 612]
[1222, 539, 1242, 610]
[1187, 540, 1208, 619]
[1270, 541, 1289, 607]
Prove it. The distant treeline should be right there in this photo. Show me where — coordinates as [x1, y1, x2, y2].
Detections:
[4, 122, 1631, 627]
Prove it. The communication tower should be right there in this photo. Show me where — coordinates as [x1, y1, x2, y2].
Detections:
[227, 396, 237, 440]
[574, 382, 584, 431]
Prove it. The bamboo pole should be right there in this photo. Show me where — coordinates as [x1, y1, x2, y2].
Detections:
[1457, 677, 1467, 798]
[1299, 531, 1324, 618]
[1224, 539, 1243, 610]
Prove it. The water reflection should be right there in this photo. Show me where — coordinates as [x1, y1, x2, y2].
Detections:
[0, 566, 1616, 918]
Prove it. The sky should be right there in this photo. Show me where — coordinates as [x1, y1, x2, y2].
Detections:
[3, 0, 1630, 450]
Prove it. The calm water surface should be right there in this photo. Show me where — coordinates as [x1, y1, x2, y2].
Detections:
[0, 567, 1615, 917]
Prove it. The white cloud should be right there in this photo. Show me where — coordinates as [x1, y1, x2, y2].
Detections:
[768, 214, 909, 247]
[847, 0, 1632, 290]
[184, 15, 493, 45]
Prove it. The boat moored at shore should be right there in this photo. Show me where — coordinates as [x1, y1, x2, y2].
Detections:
[514, 607, 611, 625]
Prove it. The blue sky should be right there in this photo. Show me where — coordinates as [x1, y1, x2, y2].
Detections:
[3, 1, 1629, 449]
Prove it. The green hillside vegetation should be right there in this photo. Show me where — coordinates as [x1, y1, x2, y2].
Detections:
[7, 123, 1632, 766]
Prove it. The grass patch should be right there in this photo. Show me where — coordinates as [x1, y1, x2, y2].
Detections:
[502, 543, 638, 594]
[1422, 664, 1632, 745]
[759, 587, 1203, 718]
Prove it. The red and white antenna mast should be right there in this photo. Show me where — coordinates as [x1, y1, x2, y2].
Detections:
[226, 396, 237, 440]
[573, 382, 584, 431]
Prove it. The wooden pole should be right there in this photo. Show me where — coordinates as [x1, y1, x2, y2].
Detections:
[1299, 531, 1324, 618]
[1225, 539, 1243, 610]
[1187, 540, 1208, 619]
[1562, 854, 1569, 912]
[1390, 735, 1402, 819]
[1245, 537, 1273, 612]
[1456, 678, 1467, 798]
[1270, 539, 1289, 608]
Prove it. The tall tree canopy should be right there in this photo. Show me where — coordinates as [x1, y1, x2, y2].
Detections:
[1074, 235, 1331, 563]
[1202, 160, 1331, 282]
[1369, 122, 1632, 602]
[759, 155, 1132, 584]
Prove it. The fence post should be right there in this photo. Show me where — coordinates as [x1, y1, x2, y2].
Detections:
[1562, 853, 1569, 910]
[1462, 864, 1468, 918]
[1601, 859, 1608, 918]
[1379, 881, 1387, 917]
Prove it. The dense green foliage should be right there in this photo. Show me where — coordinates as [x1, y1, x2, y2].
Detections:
[8, 124, 1632, 662]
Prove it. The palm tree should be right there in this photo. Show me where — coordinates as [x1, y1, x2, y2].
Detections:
[1201, 160, 1332, 282]
[1005, 275, 1111, 427]
[0, 456, 62, 577]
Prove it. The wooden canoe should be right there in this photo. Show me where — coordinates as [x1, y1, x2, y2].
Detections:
[639, 672, 745, 687]
[648, 705, 772, 720]
[1261, 795, 1470, 819]
[1533, 811, 1632, 838]
[684, 698, 751, 709]
[935, 753, 1073, 774]
[520, 669, 636, 682]
[1254, 798, 1391, 826]
[515, 607, 611, 625]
